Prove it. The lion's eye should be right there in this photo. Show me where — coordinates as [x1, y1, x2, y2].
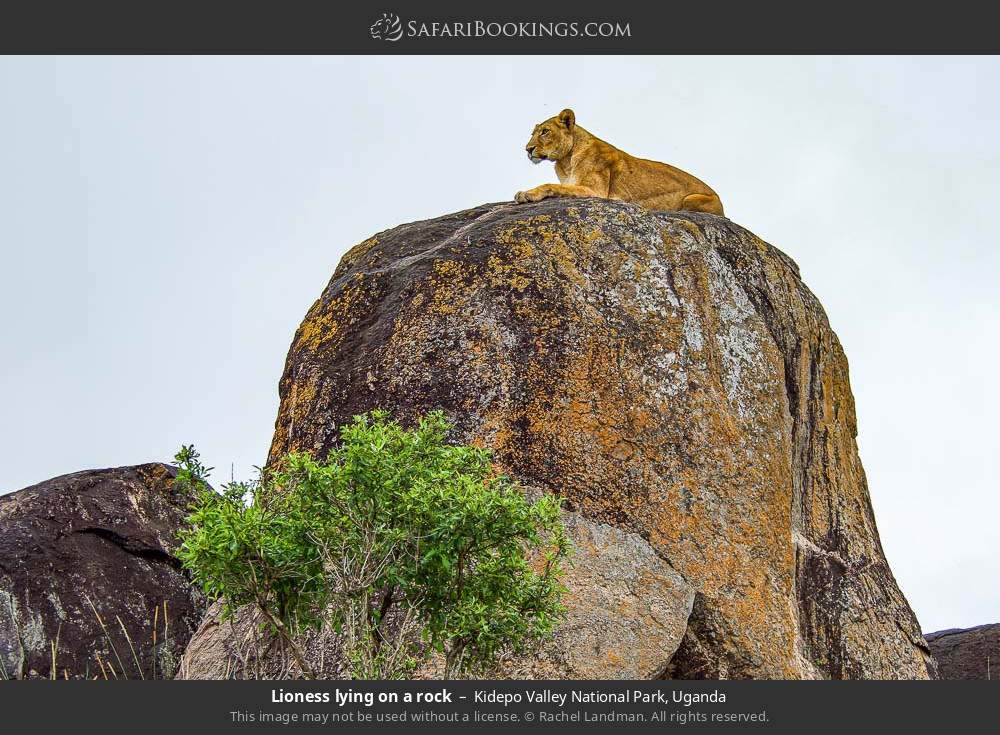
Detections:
[540, 129, 549, 137]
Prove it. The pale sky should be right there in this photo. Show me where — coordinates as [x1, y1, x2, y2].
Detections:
[1, 56, 996, 634]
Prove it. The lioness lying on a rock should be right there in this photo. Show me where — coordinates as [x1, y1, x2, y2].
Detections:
[515, 108, 724, 216]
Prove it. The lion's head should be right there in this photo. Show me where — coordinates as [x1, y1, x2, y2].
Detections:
[524, 109, 576, 164]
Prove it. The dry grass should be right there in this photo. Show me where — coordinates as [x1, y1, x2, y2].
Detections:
[1, 596, 176, 680]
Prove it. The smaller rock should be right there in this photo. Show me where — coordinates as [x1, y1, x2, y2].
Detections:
[925, 624, 1000, 680]
[421, 497, 697, 679]
[0, 464, 205, 679]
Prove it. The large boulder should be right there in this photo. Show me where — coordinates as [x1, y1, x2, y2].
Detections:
[925, 624, 1000, 679]
[190, 198, 931, 679]
[0, 464, 205, 679]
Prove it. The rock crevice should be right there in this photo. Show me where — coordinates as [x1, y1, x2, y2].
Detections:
[71, 526, 185, 569]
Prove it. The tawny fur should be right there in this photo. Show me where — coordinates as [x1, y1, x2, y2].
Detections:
[515, 109, 724, 216]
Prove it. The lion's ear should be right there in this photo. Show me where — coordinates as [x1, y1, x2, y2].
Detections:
[559, 108, 576, 129]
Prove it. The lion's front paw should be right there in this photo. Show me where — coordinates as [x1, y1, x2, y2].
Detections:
[515, 188, 546, 204]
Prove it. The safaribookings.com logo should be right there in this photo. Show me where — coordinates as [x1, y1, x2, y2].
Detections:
[370, 13, 404, 41]
[369, 13, 631, 42]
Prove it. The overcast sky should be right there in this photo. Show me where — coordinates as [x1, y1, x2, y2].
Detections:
[1, 56, 996, 634]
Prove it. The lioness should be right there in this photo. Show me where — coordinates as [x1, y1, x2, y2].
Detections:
[515, 108, 724, 215]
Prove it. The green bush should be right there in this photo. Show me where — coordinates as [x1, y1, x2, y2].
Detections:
[175, 411, 568, 679]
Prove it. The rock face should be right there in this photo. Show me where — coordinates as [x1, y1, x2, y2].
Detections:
[0, 464, 205, 679]
[243, 198, 932, 679]
[925, 624, 1000, 679]
[489, 503, 695, 679]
